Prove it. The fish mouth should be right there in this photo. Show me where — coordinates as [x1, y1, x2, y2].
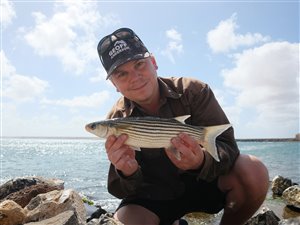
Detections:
[85, 123, 94, 132]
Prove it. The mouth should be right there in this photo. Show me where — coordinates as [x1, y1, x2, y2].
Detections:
[85, 124, 91, 132]
[131, 82, 147, 91]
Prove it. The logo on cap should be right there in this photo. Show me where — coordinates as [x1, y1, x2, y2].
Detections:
[109, 40, 130, 59]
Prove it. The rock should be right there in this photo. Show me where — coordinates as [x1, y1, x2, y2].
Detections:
[85, 203, 99, 218]
[0, 200, 26, 225]
[283, 206, 300, 219]
[0, 177, 37, 200]
[87, 213, 123, 225]
[272, 176, 293, 196]
[245, 207, 280, 225]
[25, 189, 86, 225]
[87, 205, 107, 222]
[0, 176, 64, 200]
[88, 219, 100, 225]
[3, 183, 64, 207]
[283, 185, 300, 209]
[24, 210, 79, 225]
[279, 216, 300, 225]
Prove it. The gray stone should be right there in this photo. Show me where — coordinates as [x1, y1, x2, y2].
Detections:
[87, 205, 107, 222]
[25, 189, 86, 225]
[0, 177, 37, 200]
[245, 207, 280, 225]
[87, 213, 123, 225]
[3, 183, 63, 207]
[88, 218, 101, 225]
[279, 216, 300, 225]
[0, 176, 64, 201]
[272, 175, 293, 196]
[283, 185, 300, 209]
[24, 210, 79, 225]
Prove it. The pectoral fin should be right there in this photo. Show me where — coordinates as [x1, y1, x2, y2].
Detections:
[130, 146, 141, 151]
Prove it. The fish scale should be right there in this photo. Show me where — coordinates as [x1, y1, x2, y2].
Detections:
[85, 115, 232, 162]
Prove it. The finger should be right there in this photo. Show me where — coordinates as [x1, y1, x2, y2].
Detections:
[165, 146, 181, 162]
[105, 135, 117, 150]
[178, 133, 201, 155]
[114, 153, 129, 168]
[171, 137, 190, 156]
[114, 154, 138, 176]
[108, 145, 130, 164]
[106, 134, 128, 153]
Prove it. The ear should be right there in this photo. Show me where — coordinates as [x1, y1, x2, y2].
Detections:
[150, 55, 158, 70]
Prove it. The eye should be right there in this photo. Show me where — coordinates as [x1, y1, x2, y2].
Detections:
[114, 71, 128, 79]
[135, 60, 146, 69]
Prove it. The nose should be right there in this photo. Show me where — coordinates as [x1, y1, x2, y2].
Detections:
[128, 70, 141, 82]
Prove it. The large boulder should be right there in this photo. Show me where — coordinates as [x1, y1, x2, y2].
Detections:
[24, 210, 79, 225]
[0, 177, 37, 199]
[0, 176, 64, 201]
[24, 189, 86, 225]
[2, 183, 63, 207]
[0, 200, 26, 225]
[272, 176, 293, 196]
[282, 185, 300, 209]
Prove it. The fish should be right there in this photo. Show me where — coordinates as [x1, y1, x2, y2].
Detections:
[85, 115, 232, 162]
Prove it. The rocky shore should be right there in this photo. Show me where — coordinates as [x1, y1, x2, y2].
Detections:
[0, 175, 299, 225]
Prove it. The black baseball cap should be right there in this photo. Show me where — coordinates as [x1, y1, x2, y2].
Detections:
[97, 28, 150, 79]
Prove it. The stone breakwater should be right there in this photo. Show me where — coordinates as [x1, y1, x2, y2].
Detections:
[0, 176, 299, 225]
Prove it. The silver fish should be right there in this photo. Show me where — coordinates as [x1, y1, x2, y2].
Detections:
[85, 115, 231, 162]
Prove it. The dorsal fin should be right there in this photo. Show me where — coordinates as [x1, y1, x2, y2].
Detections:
[174, 115, 191, 124]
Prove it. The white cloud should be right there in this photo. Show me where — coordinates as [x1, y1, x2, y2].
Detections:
[207, 13, 270, 53]
[89, 67, 108, 83]
[1, 0, 16, 28]
[222, 42, 299, 137]
[41, 91, 111, 108]
[1, 51, 48, 102]
[2, 103, 103, 137]
[161, 28, 183, 63]
[23, 1, 120, 74]
[213, 88, 242, 127]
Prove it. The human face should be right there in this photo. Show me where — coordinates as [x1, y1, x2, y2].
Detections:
[110, 56, 159, 106]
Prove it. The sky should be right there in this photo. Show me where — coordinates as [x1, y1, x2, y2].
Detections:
[1, 0, 299, 139]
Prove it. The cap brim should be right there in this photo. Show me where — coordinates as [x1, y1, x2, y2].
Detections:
[106, 52, 150, 79]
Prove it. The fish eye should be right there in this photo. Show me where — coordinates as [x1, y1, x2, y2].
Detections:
[90, 123, 96, 130]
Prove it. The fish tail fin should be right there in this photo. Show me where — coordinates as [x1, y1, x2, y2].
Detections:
[203, 124, 232, 162]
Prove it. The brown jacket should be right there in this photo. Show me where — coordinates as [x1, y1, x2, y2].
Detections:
[106, 76, 240, 200]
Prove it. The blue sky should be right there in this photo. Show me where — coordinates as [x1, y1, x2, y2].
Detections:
[1, 0, 299, 138]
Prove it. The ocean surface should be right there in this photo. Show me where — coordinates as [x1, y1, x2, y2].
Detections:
[1, 138, 299, 212]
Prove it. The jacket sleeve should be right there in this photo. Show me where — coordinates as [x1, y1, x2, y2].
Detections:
[105, 99, 144, 199]
[107, 164, 143, 198]
[185, 79, 240, 181]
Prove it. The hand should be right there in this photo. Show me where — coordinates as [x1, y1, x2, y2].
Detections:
[105, 134, 139, 177]
[165, 132, 205, 171]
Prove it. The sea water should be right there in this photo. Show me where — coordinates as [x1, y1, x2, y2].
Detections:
[1, 138, 299, 212]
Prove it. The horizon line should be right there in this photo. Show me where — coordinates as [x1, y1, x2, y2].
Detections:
[1, 136, 298, 142]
